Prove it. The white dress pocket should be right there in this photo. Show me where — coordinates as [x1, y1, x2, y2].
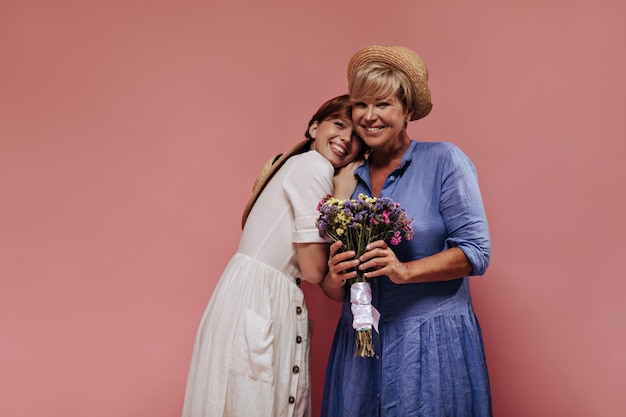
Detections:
[229, 307, 275, 382]
[226, 308, 276, 414]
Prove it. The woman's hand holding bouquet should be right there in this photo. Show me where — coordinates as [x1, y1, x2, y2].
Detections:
[317, 193, 414, 357]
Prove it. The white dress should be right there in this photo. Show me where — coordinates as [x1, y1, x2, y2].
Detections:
[182, 150, 333, 417]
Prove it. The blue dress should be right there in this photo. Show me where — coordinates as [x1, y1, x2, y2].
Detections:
[321, 141, 492, 417]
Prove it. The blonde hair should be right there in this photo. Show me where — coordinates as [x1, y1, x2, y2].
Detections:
[348, 62, 417, 118]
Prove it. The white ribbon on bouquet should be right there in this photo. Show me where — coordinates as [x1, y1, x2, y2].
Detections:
[350, 281, 380, 332]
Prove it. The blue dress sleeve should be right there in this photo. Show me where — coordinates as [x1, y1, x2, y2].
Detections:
[440, 146, 491, 276]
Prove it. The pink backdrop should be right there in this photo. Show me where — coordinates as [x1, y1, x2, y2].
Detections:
[2, 0, 625, 416]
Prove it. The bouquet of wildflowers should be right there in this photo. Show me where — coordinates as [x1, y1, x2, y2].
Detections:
[317, 193, 414, 357]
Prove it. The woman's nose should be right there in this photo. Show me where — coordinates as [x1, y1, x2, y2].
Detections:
[339, 130, 352, 142]
[364, 105, 376, 120]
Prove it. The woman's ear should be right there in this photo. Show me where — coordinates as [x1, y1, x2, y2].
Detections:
[308, 121, 319, 139]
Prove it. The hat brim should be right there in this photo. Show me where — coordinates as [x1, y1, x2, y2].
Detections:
[241, 138, 313, 229]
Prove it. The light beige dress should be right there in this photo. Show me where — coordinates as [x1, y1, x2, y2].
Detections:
[182, 150, 333, 417]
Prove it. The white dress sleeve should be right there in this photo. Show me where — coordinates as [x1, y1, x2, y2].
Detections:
[282, 151, 334, 243]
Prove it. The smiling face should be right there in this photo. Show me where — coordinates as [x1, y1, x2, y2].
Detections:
[309, 117, 363, 168]
[348, 62, 415, 150]
[351, 95, 410, 150]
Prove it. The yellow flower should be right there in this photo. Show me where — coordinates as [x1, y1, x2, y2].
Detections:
[358, 193, 377, 204]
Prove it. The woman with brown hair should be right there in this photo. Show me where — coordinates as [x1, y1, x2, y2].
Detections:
[182, 95, 364, 417]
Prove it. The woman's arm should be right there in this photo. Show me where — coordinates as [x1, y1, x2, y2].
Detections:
[359, 145, 488, 284]
[316, 161, 362, 294]
[439, 146, 491, 275]
[358, 241, 472, 284]
[296, 242, 329, 284]
[332, 160, 363, 199]
[357, 145, 486, 284]
[319, 241, 352, 301]
[284, 152, 334, 284]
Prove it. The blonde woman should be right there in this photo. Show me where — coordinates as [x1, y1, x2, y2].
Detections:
[320, 47, 492, 417]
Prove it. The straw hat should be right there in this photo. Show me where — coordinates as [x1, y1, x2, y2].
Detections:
[347, 45, 432, 121]
[241, 138, 313, 229]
